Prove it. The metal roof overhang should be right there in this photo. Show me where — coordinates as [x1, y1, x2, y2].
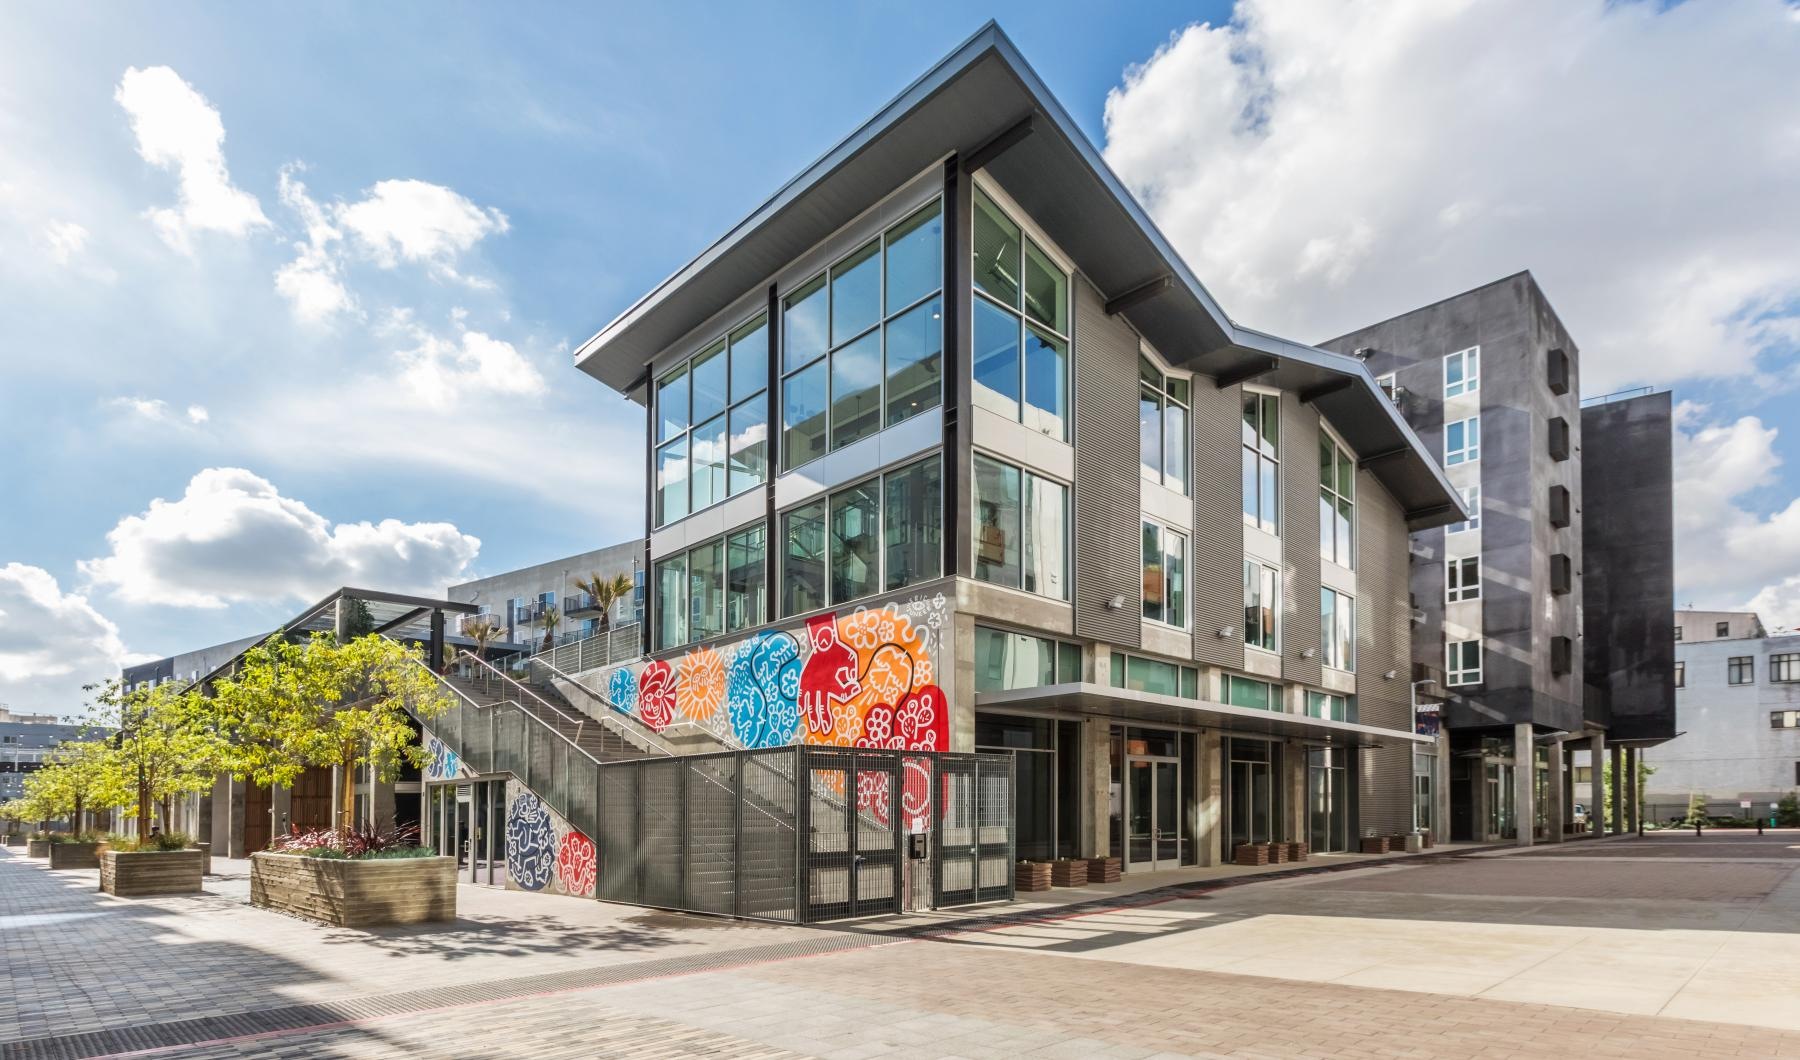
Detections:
[572, 22, 1464, 530]
[976, 683, 1430, 749]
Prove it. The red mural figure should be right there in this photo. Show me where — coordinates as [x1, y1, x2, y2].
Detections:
[637, 659, 677, 732]
[797, 613, 857, 737]
[557, 830, 597, 897]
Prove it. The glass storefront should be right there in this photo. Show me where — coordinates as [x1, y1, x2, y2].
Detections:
[975, 713, 1079, 862]
[1226, 737, 1282, 853]
[1306, 747, 1350, 852]
[1116, 726, 1187, 871]
[425, 778, 510, 886]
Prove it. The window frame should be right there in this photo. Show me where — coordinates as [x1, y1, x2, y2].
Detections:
[1771, 653, 1800, 684]
[1318, 427, 1356, 568]
[1242, 389, 1281, 534]
[1771, 710, 1800, 729]
[1444, 346, 1480, 398]
[1674, 660, 1685, 688]
[654, 311, 771, 528]
[1243, 559, 1281, 654]
[1447, 639, 1482, 685]
[1142, 519, 1188, 629]
[779, 197, 946, 473]
[1448, 484, 1481, 534]
[970, 184, 1072, 441]
[1728, 655, 1755, 686]
[1110, 653, 1201, 699]
[1320, 587, 1355, 671]
[975, 626, 1082, 692]
[972, 451, 1070, 601]
[1222, 673, 1279, 711]
[1447, 556, 1482, 603]
[1138, 350, 1191, 494]
[1716, 621, 1731, 638]
[652, 520, 769, 652]
[1445, 416, 1481, 466]
[776, 453, 944, 619]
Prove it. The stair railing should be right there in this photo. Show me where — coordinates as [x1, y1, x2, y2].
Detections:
[456, 650, 598, 749]
[527, 654, 731, 753]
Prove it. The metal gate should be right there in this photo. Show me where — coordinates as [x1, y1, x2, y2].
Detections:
[798, 748, 903, 921]
[933, 753, 1015, 908]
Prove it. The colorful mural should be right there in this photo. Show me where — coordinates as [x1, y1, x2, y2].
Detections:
[597, 595, 952, 753]
[557, 830, 598, 898]
[423, 734, 468, 781]
[505, 792, 556, 891]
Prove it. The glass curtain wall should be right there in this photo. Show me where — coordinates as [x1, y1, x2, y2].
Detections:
[1226, 738, 1283, 853]
[1306, 747, 1350, 852]
[975, 714, 1080, 862]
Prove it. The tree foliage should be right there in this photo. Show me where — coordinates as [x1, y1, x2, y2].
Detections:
[17, 739, 131, 831]
[211, 632, 453, 831]
[574, 571, 634, 631]
[84, 679, 229, 838]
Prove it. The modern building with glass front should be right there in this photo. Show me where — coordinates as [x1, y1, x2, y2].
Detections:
[571, 23, 1468, 871]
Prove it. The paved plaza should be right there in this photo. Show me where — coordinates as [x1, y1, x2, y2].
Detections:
[5, 833, 1800, 1058]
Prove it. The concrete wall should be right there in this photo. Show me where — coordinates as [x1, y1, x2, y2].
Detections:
[1677, 611, 1766, 643]
[1646, 632, 1800, 817]
[1582, 393, 1677, 744]
[446, 542, 641, 645]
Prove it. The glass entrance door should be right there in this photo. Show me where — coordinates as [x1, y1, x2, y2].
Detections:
[1307, 748, 1349, 852]
[1126, 757, 1182, 871]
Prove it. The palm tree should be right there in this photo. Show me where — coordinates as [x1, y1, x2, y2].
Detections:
[462, 616, 503, 663]
[536, 605, 562, 652]
[574, 571, 635, 632]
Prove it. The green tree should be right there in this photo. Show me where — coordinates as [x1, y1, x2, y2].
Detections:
[22, 739, 131, 833]
[574, 572, 634, 632]
[85, 679, 229, 840]
[461, 615, 503, 662]
[536, 604, 562, 652]
[211, 632, 453, 834]
[1684, 791, 1709, 826]
[1776, 792, 1799, 828]
[1601, 756, 1657, 826]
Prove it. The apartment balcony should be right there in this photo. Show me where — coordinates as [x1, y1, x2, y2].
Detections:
[563, 592, 601, 617]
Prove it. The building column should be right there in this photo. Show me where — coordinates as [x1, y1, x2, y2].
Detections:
[1193, 730, 1223, 866]
[1513, 722, 1535, 847]
[1434, 727, 1451, 843]
[1286, 739, 1306, 844]
[948, 613, 976, 753]
[1080, 717, 1110, 859]
[1609, 744, 1624, 835]
[1624, 746, 1640, 834]
[226, 775, 247, 858]
[271, 783, 292, 840]
[1545, 738, 1566, 843]
[1587, 732, 1605, 835]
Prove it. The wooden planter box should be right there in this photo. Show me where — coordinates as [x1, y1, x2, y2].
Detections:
[1050, 858, 1088, 887]
[1420, 831, 1435, 849]
[26, 839, 50, 858]
[1267, 841, 1289, 864]
[1359, 836, 1390, 855]
[48, 842, 100, 869]
[1286, 841, 1309, 861]
[251, 852, 457, 927]
[101, 849, 204, 897]
[1015, 861, 1053, 893]
[1233, 842, 1270, 866]
[1084, 857, 1122, 883]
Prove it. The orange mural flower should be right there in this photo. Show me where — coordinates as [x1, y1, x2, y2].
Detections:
[677, 646, 726, 721]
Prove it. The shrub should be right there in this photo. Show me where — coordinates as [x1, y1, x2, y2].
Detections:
[268, 823, 428, 860]
[103, 831, 192, 852]
[49, 831, 105, 845]
[1778, 793, 1800, 828]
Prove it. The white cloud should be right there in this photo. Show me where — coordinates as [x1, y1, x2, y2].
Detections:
[0, 564, 136, 716]
[335, 178, 508, 274]
[43, 220, 88, 265]
[1102, 0, 1800, 392]
[273, 165, 356, 324]
[389, 313, 545, 409]
[1672, 412, 1800, 626]
[115, 66, 269, 253]
[79, 468, 481, 608]
[105, 396, 210, 428]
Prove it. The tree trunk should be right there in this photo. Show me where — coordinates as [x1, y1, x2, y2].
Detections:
[339, 742, 357, 834]
[74, 796, 84, 835]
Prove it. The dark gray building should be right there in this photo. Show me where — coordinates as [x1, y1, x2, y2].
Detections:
[0, 707, 93, 833]
[1323, 273, 1675, 843]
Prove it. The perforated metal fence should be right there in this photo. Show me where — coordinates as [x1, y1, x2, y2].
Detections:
[587, 746, 1013, 923]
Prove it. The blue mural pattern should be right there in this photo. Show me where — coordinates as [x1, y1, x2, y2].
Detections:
[607, 667, 639, 716]
[725, 630, 804, 748]
[506, 792, 556, 891]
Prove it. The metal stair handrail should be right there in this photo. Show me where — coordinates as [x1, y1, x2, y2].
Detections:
[405, 654, 604, 772]
[456, 650, 600, 746]
[528, 654, 731, 752]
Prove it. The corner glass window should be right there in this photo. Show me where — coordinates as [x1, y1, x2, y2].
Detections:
[654, 312, 771, 527]
[782, 200, 945, 471]
[974, 626, 1081, 692]
[971, 188, 1069, 440]
[654, 554, 687, 651]
[655, 522, 768, 651]
[778, 455, 943, 617]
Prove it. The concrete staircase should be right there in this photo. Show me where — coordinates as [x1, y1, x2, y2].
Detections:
[439, 670, 650, 763]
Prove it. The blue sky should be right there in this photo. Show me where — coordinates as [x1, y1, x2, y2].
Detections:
[2, 1, 1798, 715]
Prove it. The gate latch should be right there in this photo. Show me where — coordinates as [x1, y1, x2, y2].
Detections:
[908, 833, 929, 860]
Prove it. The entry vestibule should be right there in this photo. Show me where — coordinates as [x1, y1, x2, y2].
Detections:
[425, 778, 509, 886]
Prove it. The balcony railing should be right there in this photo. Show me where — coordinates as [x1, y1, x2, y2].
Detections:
[532, 622, 643, 674]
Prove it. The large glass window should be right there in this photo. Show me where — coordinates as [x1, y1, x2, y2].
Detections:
[1447, 639, 1482, 685]
[1244, 560, 1279, 652]
[975, 627, 1081, 692]
[1318, 433, 1355, 567]
[1139, 355, 1190, 492]
[654, 523, 767, 651]
[1444, 346, 1480, 398]
[782, 200, 944, 471]
[971, 188, 1069, 440]
[1242, 392, 1280, 533]
[1321, 588, 1355, 671]
[1729, 656, 1754, 685]
[1448, 484, 1481, 534]
[654, 314, 770, 527]
[779, 455, 943, 617]
[1110, 653, 1200, 699]
[1447, 556, 1481, 602]
[973, 453, 1067, 600]
[1305, 691, 1348, 720]
[1224, 675, 1277, 711]
[1142, 521, 1187, 628]
[1772, 653, 1800, 683]
[1446, 416, 1480, 465]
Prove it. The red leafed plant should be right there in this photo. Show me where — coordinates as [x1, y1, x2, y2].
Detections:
[269, 822, 426, 859]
